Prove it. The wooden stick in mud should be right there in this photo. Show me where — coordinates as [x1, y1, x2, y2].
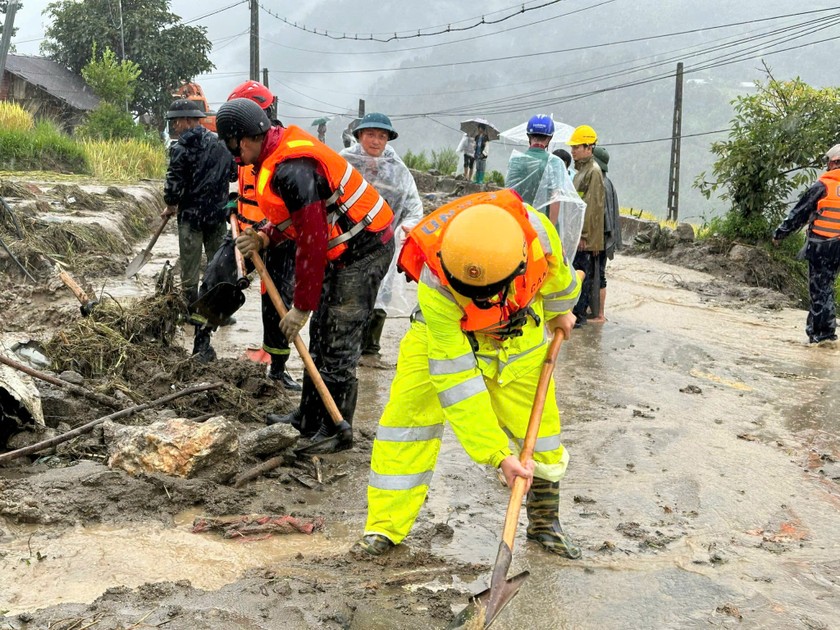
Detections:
[0, 353, 121, 411]
[234, 454, 286, 488]
[0, 381, 223, 463]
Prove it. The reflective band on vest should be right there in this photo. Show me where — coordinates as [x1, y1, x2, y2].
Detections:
[398, 189, 549, 337]
[237, 164, 267, 232]
[254, 125, 393, 261]
[813, 170, 840, 239]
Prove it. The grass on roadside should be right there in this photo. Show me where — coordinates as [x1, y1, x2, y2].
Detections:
[80, 138, 166, 181]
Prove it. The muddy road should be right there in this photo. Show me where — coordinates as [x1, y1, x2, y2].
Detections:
[1, 181, 839, 629]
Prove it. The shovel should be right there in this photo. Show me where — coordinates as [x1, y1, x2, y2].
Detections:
[57, 267, 99, 316]
[189, 215, 250, 327]
[248, 249, 354, 455]
[126, 214, 171, 278]
[448, 327, 567, 629]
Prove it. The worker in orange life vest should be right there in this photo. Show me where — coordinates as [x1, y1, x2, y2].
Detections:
[215, 98, 395, 452]
[773, 143, 840, 344]
[354, 190, 583, 558]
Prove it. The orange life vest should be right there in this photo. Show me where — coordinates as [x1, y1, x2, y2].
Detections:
[813, 170, 840, 240]
[236, 165, 266, 232]
[255, 125, 393, 261]
[398, 189, 549, 337]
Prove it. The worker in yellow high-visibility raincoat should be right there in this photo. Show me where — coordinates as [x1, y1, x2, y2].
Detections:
[354, 189, 583, 559]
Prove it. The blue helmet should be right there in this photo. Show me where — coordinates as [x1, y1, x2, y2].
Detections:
[526, 114, 554, 137]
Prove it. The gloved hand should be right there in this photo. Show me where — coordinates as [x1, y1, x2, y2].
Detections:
[225, 194, 239, 218]
[279, 307, 311, 340]
[235, 228, 266, 257]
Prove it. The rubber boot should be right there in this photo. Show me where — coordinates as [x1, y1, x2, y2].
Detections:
[265, 372, 321, 437]
[362, 308, 387, 356]
[191, 325, 216, 364]
[307, 379, 358, 448]
[351, 534, 394, 557]
[525, 478, 582, 559]
[267, 353, 302, 392]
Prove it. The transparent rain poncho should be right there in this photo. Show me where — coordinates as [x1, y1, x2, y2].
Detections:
[506, 150, 586, 261]
[341, 143, 423, 316]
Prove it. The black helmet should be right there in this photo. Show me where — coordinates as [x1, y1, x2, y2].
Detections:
[216, 98, 272, 143]
[165, 98, 206, 120]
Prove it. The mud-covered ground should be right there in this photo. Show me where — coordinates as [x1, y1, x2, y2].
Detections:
[2, 179, 840, 629]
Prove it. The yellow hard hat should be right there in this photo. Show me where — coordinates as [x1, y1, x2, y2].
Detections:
[439, 204, 527, 300]
[568, 124, 598, 146]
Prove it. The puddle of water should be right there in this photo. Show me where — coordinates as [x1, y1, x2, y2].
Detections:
[0, 514, 341, 615]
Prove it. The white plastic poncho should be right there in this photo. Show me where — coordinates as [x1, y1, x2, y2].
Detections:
[341, 143, 423, 316]
[506, 150, 586, 262]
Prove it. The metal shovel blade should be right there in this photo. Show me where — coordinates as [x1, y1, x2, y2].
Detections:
[447, 570, 530, 629]
[125, 249, 153, 278]
[190, 282, 246, 327]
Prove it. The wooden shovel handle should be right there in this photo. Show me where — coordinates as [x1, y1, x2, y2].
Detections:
[250, 251, 345, 427]
[501, 329, 565, 549]
[228, 215, 248, 281]
[146, 214, 171, 252]
[58, 269, 89, 304]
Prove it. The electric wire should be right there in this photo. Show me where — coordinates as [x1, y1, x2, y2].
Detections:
[183, 1, 248, 25]
[258, 0, 569, 42]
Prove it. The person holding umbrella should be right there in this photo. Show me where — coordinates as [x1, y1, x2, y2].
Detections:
[460, 118, 499, 184]
[312, 117, 329, 144]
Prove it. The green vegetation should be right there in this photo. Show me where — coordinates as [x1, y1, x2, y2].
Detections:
[487, 170, 505, 186]
[80, 139, 166, 181]
[43, 0, 213, 126]
[402, 149, 431, 171]
[0, 101, 164, 179]
[78, 45, 148, 141]
[695, 76, 840, 241]
[430, 147, 459, 175]
[0, 120, 88, 172]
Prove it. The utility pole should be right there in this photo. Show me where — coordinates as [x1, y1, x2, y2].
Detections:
[0, 0, 20, 84]
[358, 99, 365, 119]
[666, 62, 684, 222]
[262, 67, 269, 88]
[249, 0, 259, 81]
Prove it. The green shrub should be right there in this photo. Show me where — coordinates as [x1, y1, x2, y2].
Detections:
[698, 212, 772, 243]
[0, 121, 88, 172]
[430, 147, 458, 175]
[487, 170, 505, 186]
[403, 149, 430, 171]
[77, 103, 148, 141]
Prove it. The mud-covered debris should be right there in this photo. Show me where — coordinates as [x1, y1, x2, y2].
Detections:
[716, 603, 742, 620]
[0, 361, 45, 449]
[573, 495, 596, 504]
[679, 384, 702, 394]
[239, 422, 299, 457]
[192, 514, 325, 540]
[104, 416, 239, 482]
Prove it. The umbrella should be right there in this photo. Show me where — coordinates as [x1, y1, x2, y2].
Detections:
[311, 117, 330, 127]
[499, 117, 575, 150]
[460, 118, 500, 141]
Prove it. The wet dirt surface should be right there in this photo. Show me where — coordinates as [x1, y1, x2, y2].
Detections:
[2, 182, 840, 629]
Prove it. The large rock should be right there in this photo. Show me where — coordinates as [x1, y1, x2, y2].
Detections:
[103, 416, 238, 482]
[674, 223, 696, 243]
[239, 422, 299, 457]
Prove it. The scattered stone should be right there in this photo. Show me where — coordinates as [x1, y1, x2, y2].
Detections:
[716, 603, 742, 620]
[728, 244, 752, 262]
[239, 423, 299, 457]
[674, 223, 695, 242]
[573, 495, 596, 504]
[58, 370, 85, 385]
[679, 384, 702, 394]
[103, 416, 239, 482]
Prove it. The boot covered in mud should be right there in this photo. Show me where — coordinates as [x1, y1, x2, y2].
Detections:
[306, 378, 358, 450]
[191, 325, 216, 364]
[266, 352, 302, 392]
[526, 478, 581, 559]
[265, 372, 321, 436]
[351, 533, 394, 557]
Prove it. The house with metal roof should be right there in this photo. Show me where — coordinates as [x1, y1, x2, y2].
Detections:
[0, 54, 99, 132]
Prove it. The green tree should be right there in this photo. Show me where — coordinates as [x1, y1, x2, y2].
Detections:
[42, 0, 213, 127]
[81, 44, 141, 105]
[696, 76, 840, 239]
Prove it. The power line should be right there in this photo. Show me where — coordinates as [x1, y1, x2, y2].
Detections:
[182, 1, 247, 25]
[257, 0, 615, 56]
[258, 0, 570, 42]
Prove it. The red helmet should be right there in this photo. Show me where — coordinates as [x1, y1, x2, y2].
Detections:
[227, 81, 274, 110]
